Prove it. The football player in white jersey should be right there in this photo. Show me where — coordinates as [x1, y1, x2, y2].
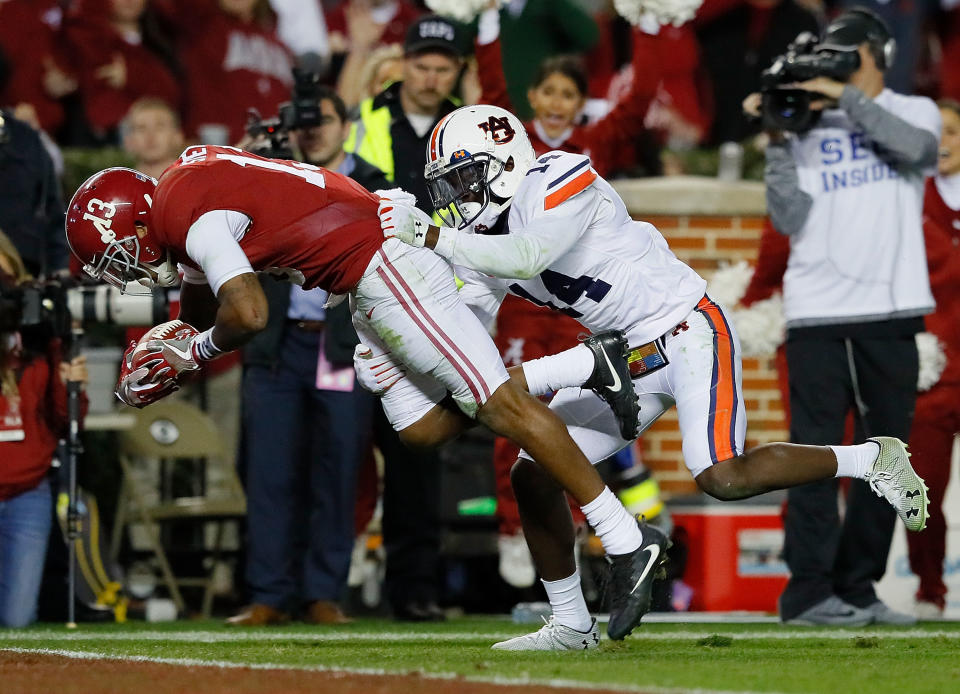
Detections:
[361, 104, 929, 649]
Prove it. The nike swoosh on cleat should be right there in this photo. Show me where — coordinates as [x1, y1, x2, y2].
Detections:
[601, 347, 622, 393]
[629, 544, 661, 594]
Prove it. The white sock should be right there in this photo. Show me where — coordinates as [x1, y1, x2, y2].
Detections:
[831, 441, 880, 479]
[580, 486, 642, 556]
[522, 344, 594, 396]
[543, 571, 592, 632]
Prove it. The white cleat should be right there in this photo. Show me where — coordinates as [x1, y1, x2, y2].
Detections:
[491, 617, 600, 651]
[865, 437, 929, 532]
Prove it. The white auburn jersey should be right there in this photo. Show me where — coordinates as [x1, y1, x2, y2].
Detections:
[441, 151, 707, 344]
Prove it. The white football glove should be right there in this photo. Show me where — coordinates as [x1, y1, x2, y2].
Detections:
[374, 187, 418, 207]
[353, 344, 406, 394]
[378, 198, 432, 248]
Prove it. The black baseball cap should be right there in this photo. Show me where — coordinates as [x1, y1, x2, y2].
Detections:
[404, 15, 462, 58]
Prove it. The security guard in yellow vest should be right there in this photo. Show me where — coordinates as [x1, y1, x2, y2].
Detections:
[344, 15, 463, 211]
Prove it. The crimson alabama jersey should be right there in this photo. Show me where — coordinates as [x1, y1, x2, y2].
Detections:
[150, 146, 384, 294]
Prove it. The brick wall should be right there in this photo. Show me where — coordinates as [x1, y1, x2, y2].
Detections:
[613, 178, 789, 496]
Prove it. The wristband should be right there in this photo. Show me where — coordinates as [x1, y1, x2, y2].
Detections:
[412, 218, 429, 247]
[191, 328, 225, 362]
[433, 226, 458, 260]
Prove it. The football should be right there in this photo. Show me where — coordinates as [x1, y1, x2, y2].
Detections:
[132, 320, 198, 357]
[129, 320, 201, 371]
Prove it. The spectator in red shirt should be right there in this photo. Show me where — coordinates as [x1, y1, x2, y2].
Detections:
[326, 0, 421, 55]
[474, 6, 661, 179]
[334, 1, 410, 109]
[0, 232, 88, 627]
[156, 0, 294, 144]
[121, 97, 185, 180]
[0, 0, 76, 135]
[65, 0, 182, 142]
[906, 100, 960, 619]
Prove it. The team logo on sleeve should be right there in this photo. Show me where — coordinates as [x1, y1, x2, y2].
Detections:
[477, 116, 515, 144]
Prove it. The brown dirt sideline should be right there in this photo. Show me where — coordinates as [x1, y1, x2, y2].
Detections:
[0, 651, 636, 694]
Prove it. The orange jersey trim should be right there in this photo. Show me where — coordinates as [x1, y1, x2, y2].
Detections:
[544, 170, 597, 210]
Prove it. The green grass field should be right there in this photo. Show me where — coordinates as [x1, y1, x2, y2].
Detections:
[3, 618, 959, 694]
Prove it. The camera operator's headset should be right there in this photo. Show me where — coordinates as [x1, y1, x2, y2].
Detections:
[821, 8, 896, 72]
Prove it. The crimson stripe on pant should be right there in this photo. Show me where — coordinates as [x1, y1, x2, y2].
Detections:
[374, 259, 488, 405]
[378, 253, 492, 401]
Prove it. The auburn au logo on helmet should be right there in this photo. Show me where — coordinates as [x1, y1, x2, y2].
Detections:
[478, 116, 515, 144]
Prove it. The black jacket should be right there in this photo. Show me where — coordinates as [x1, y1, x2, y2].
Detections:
[0, 111, 66, 275]
[242, 154, 391, 368]
[363, 82, 459, 209]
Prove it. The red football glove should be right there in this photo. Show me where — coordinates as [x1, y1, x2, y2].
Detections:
[114, 322, 204, 408]
[115, 340, 180, 408]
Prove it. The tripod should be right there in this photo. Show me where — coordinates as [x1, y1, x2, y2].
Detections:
[64, 325, 84, 629]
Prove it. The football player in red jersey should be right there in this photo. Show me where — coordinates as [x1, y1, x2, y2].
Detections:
[65, 146, 656, 641]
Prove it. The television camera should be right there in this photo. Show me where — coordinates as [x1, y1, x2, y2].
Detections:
[760, 32, 861, 132]
[245, 68, 325, 160]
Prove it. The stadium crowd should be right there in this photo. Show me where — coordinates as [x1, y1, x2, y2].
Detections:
[1, 0, 959, 634]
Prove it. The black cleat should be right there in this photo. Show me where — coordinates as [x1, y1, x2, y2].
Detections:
[582, 330, 640, 440]
[605, 522, 670, 641]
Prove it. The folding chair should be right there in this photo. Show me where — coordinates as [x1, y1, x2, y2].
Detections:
[110, 400, 246, 617]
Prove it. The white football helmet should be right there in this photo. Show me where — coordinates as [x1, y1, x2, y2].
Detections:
[424, 105, 535, 229]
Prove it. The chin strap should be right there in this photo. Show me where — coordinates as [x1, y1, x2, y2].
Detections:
[152, 252, 179, 287]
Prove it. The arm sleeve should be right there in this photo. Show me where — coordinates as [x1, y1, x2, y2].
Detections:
[183, 210, 254, 295]
[839, 86, 940, 170]
[741, 220, 790, 306]
[456, 267, 507, 333]
[432, 185, 598, 279]
[584, 29, 665, 151]
[475, 24, 513, 112]
[178, 264, 208, 285]
[764, 138, 812, 236]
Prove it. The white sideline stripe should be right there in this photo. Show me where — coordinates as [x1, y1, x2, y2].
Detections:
[642, 614, 780, 624]
[0, 647, 784, 694]
[0, 629, 957, 643]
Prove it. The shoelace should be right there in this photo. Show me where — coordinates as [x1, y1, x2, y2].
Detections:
[529, 616, 564, 645]
[865, 469, 896, 500]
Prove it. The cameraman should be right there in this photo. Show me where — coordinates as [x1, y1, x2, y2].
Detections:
[0, 231, 87, 627]
[744, 8, 940, 626]
[229, 86, 388, 626]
